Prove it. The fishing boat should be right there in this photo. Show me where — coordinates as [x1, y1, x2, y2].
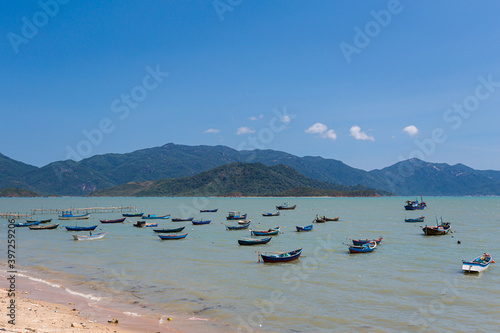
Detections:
[421, 217, 451, 235]
[251, 226, 280, 236]
[72, 232, 107, 241]
[226, 221, 251, 230]
[260, 248, 302, 263]
[351, 237, 383, 246]
[153, 227, 185, 233]
[27, 218, 53, 223]
[200, 209, 218, 213]
[192, 220, 211, 225]
[13, 221, 41, 227]
[100, 217, 126, 224]
[347, 241, 377, 253]
[133, 221, 158, 228]
[143, 214, 171, 220]
[226, 211, 247, 220]
[58, 211, 91, 220]
[238, 220, 251, 225]
[238, 237, 272, 246]
[324, 216, 339, 221]
[462, 253, 494, 273]
[262, 211, 280, 217]
[171, 217, 194, 222]
[29, 223, 59, 230]
[65, 225, 98, 231]
[276, 203, 296, 210]
[405, 216, 425, 223]
[404, 196, 427, 210]
[296, 225, 313, 232]
[158, 233, 188, 240]
[314, 216, 326, 223]
[122, 212, 144, 217]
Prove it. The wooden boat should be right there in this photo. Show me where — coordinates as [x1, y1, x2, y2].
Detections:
[238, 220, 251, 224]
[238, 237, 272, 246]
[226, 211, 247, 220]
[27, 218, 53, 223]
[324, 217, 339, 221]
[153, 227, 185, 233]
[200, 209, 218, 213]
[314, 217, 326, 223]
[276, 203, 296, 210]
[143, 214, 171, 219]
[260, 248, 302, 263]
[59, 211, 90, 220]
[351, 237, 383, 246]
[14, 221, 41, 227]
[122, 212, 144, 217]
[421, 217, 451, 235]
[226, 221, 251, 230]
[315, 215, 338, 222]
[133, 221, 158, 228]
[171, 217, 194, 222]
[29, 223, 59, 230]
[72, 232, 107, 241]
[404, 195, 427, 210]
[158, 233, 188, 240]
[405, 216, 425, 223]
[462, 253, 494, 273]
[192, 220, 211, 225]
[347, 241, 377, 253]
[251, 226, 280, 236]
[65, 225, 98, 231]
[262, 211, 280, 217]
[296, 225, 313, 232]
[100, 217, 126, 224]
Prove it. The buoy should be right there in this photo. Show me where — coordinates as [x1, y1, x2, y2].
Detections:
[457, 240, 461, 244]
[167, 317, 173, 321]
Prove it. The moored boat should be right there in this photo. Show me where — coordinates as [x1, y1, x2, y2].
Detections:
[251, 226, 280, 236]
[462, 253, 494, 273]
[100, 217, 126, 224]
[143, 214, 171, 220]
[72, 232, 107, 241]
[260, 248, 302, 263]
[133, 221, 158, 227]
[158, 233, 188, 240]
[226, 221, 251, 230]
[171, 217, 194, 222]
[29, 223, 59, 230]
[296, 225, 313, 232]
[122, 212, 144, 217]
[153, 227, 185, 233]
[27, 218, 53, 224]
[59, 211, 91, 220]
[200, 209, 218, 213]
[14, 221, 41, 227]
[351, 237, 383, 246]
[347, 241, 377, 253]
[262, 211, 280, 217]
[192, 220, 211, 225]
[405, 216, 425, 223]
[276, 203, 296, 210]
[226, 211, 247, 220]
[404, 196, 427, 210]
[238, 237, 272, 246]
[65, 225, 98, 231]
[421, 217, 451, 235]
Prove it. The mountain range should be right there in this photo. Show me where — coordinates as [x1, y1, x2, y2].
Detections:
[1, 143, 500, 196]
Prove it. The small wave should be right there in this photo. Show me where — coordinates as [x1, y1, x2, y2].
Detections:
[65, 288, 101, 302]
[124, 312, 140, 317]
[17, 273, 62, 288]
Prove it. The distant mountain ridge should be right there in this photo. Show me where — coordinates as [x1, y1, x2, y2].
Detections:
[90, 162, 385, 197]
[1, 143, 500, 196]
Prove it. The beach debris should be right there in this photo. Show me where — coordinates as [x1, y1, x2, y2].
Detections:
[71, 322, 84, 328]
[108, 318, 119, 324]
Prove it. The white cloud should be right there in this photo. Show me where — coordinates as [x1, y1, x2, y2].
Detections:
[349, 126, 374, 141]
[305, 123, 337, 140]
[249, 114, 263, 121]
[203, 128, 220, 134]
[403, 125, 419, 136]
[281, 115, 291, 123]
[236, 127, 256, 135]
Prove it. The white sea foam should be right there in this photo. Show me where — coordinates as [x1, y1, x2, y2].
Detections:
[17, 273, 62, 288]
[124, 311, 140, 317]
[65, 288, 101, 302]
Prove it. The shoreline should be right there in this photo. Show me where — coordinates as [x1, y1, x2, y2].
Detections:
[0, 268, 230, 333]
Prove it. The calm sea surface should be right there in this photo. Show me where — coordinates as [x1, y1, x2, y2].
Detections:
[1, 197, 500, 332]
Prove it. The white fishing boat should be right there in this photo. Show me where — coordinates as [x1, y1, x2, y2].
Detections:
[72, 231, 107, 241]
[462, 253, 494, 273]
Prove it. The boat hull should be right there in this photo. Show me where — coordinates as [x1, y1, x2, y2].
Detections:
[72, 232, 107, 241]
[59, 213, 90, 220]
[65, 225, 98, 231]
[462, 254, 492, 273]
[100, 218, 126, 223]
[153, 227, 185, 233]
[158, 233, 188, 240]
[238, 237, 272, 245]
[261, 248, 302, 263]
[29, 223, 59, 230]
[296, 225, 313, 232]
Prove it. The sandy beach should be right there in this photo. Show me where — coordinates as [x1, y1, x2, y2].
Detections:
[0, 269, 228, 333]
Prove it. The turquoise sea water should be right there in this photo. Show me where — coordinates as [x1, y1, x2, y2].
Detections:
[1, 197, 500, 332]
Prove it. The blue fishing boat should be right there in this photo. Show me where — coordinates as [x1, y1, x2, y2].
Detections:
[58, 211, 91, 220]
[238, 237, 272, 246]
[260, 248, 302, 263]
[226, 211, 247, 220]
[158, 233, 188, 240]
[172, 217, 194, 222]
[27, 218, 52, 223]
[351, 237, 383, 246]
[200, 209, 218, 213]
[14, 221, 41, 227]
[404, 196, 427, 210]
[153, 227, 185, 233]
[226, 221, 251, 230]
[262, 211, 280, 217]
[296, 225, 313, 232]
[192, 220, 211, 225]
[251, 226, 280, 236]
[65, 225, 98, 231]
[405, 216, 425, 223]
[122, 212, 144, 217]
[347, 241, 377, 253]
[100, 217, 126, 223]
[143, 214, 171, 220]
[276, 203, 296, 210]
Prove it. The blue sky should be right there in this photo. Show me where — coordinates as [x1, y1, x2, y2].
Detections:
[2, 0, 500, 171]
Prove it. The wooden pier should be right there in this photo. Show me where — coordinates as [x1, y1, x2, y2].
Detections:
[29, 206, 137, 215]
[0, 212, 32, 219]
